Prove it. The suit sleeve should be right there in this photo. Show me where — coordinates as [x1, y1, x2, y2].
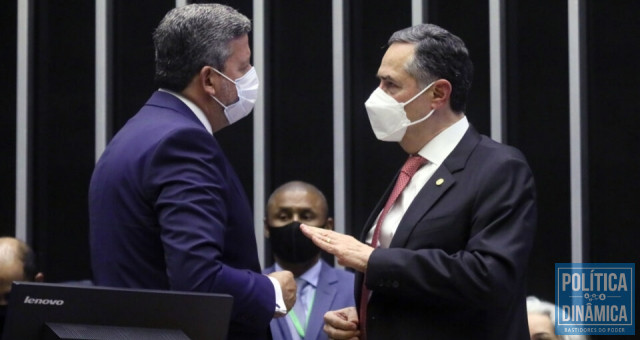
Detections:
[145, 127, 274, 331]
[366, 149, 537, 308]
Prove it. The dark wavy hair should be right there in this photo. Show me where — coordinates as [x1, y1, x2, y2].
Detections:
[388, 24, 474, 112]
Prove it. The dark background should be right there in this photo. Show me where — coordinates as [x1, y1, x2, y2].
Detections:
[1, 1, 638, 338]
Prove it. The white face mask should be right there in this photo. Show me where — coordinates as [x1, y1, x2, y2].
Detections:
[364, 81, 436, 142]
[211, 66, 259, 125]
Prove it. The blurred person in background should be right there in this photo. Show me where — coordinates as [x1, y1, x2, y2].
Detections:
[527, 296, 588, 340]
[0, 237, 44, 333]
[264, 181, 355, 340]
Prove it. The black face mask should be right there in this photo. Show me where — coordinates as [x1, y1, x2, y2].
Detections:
[268, 221, 322, 264]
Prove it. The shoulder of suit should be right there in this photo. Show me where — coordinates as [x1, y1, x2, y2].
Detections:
[321, 262, 355, 280]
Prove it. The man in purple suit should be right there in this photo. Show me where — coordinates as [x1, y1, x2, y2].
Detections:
[88, 4, 295, 339]
[263, 181, 355, 340]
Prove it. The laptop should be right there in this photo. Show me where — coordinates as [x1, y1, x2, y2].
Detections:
[1, 282, 233, 340]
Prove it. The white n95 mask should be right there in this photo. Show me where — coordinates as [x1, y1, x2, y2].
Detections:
[364, 81, 436, 142]
[211, 66, 259, 125]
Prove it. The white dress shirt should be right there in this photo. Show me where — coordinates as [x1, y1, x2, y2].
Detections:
[158, 88, 213, 135]
[366, 116, 470, 248]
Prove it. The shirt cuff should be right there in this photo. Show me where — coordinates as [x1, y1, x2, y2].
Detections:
[268, 275, 288, 317]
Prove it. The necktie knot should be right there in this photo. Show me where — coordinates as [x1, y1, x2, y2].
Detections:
[401, 155, 428, 178]
[371, 154, 428, 249]
[296, 278, 308, 294]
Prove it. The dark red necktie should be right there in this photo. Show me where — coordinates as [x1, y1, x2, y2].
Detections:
[359, 154, 428, 339]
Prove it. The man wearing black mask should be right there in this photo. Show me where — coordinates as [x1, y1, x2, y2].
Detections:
[264, 181, 355, 340]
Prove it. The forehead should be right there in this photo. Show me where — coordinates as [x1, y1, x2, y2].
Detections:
[224, 34, 251, 67]
[269, 188, 323, 211]
[377, 42, 416, 81]
[0, 261, 25, 282]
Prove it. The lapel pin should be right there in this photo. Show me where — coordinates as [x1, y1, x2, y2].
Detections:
[435, 178, 444, 186]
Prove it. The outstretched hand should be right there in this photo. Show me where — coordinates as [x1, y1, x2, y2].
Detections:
[300, 224, 374, 273]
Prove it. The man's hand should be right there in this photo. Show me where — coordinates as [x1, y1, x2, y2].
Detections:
[324, 307, 360, 340]
[300, 224, 374, 273]
[268, 270, 297, 313]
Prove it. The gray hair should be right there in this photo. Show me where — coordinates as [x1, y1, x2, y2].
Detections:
[388, 24, 473, 113]
[527, 296, 588, 340]
[153, 3, 251, 91]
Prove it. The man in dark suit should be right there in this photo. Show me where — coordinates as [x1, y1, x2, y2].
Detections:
[301, 23, 537, 339]
[262, 181, 355, 340]
[88, 4, 295, 339]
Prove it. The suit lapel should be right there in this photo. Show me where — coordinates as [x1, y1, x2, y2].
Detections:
[305, 262, 336, 340]
[389, 167, 455, 247]
[356, 171, 398, 302]
[389, 126, 482, 248]
[360, 175, 397, 242]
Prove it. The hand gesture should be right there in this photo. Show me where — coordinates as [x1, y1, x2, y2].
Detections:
[268, 270, 296, 315]
[300, 224, 373, 273]
[324, 307, 360, 340]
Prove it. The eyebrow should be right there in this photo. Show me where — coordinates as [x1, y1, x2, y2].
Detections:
[274, 207, 316, 214]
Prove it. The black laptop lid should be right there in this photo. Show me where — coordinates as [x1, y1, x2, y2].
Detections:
[1, 282, 233, 340]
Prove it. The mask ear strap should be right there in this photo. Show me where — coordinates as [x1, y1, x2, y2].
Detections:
[403, 80, 436, 105]
[210, 94, 228, 109]
[211, 67, 236, 84]
[403, 108, 435, 128]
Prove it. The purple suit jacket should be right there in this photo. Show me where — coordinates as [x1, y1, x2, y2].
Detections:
[264, 260, 355, 340]
[357, 126, 537, 339]
[89, 91, 274, 339]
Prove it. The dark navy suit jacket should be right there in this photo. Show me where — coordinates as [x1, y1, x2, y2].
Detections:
[357, 126, 537, 339]
[264, 260, 355, 340]
[89, 91, 274, 339]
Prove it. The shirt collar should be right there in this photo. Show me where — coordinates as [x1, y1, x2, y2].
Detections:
[417, 115, 469, 166]
[158, 88, 213, 135]
[274, 260, 322, 288]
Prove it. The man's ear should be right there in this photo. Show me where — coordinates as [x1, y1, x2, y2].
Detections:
[201, 66, 217, 96]
[263, 217, 270, 238]
[431, 79, 452, 109]
[324, 217, 334, 231]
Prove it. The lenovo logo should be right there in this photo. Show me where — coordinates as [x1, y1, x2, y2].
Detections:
[23, 296, 64, 306]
